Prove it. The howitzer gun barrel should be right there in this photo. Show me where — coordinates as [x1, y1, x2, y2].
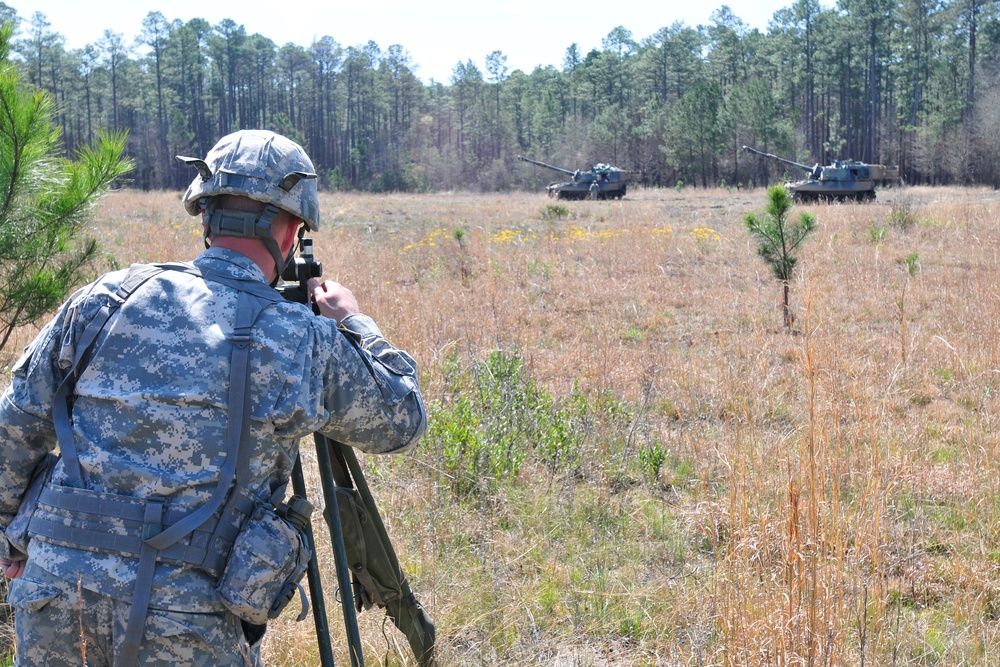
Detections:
[516, 155, 577, 177]
[741, 145, 812, 172]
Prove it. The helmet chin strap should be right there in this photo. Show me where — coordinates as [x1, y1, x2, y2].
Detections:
[201, 198, 294, 284]
[274, 229, 305, 286]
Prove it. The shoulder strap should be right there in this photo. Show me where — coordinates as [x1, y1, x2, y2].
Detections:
[142, 287, 266, 549]
[53, 262, 282, 487]
[53, 265, 170, 486]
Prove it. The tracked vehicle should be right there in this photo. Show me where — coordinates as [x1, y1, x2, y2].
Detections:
[517, 155, 629, 200]
[742, 146, 899, 202]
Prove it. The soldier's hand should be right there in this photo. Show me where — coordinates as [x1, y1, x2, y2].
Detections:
[309, 278, 361, 322]
[1, 559, 25, 579]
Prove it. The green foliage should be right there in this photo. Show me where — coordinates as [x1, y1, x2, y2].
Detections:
[744, 185, 817, 329]
[465, 351, 532, 483]
[323, 166, 349, 191]
[543, 204, 569, 220]
[537, 380, 589, 470]
[427, 350, 591, 497]
[426, 348, 666, 499]
[662, 80, 726, 188]
[903, 252, 920, 277]
[430, 350, 540, 495]
[888, 198, 917, 230]
[866, 222, 888, 244]
[744, 186, 817, 283]
[723, 79, 792, 158]
[0, 23, 133, 351]
[638, 439, 667, 484]
[12, 3, 1000, 193]
[933, 367, 954, 384]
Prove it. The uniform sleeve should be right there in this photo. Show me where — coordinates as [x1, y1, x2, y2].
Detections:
[0, 308, 68, 538]
[314, 313, 427, 454]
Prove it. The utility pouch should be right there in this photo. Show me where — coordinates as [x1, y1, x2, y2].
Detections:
[3, 453, 59, 561]
[216, 496, 313, 625]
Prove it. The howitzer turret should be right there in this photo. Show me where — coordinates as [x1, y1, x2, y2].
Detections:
[517, 155, 630, 200]
[742, 145, 899, 203]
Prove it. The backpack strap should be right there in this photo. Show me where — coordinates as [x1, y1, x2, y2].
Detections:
[53, 264, 168, 487]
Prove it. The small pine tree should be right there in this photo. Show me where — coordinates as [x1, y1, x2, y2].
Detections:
[744, 185, 817, 331]
[0, 22, 133, 351]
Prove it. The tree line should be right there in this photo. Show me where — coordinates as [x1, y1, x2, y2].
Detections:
[6, 0, 1000, 193]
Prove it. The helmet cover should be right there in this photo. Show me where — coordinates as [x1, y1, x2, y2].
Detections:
[180, 130, 320, 231]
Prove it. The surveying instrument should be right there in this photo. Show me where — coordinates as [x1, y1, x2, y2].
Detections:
[277, 237, 436, 667]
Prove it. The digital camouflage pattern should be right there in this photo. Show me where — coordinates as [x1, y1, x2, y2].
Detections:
[0, 246, 426, 614]
[8, 562, 256, 666]
[216, 503, 311, 624]
[181, 130, 321, 230]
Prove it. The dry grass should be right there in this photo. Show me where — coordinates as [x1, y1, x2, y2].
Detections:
[4, 184, 1000, 666]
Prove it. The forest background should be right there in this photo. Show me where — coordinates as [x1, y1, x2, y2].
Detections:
[5, 0, 1000, 194]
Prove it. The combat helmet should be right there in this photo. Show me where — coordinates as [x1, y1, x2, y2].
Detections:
[178, 130, 320, 278]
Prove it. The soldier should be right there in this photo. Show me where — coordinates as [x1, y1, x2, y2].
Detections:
[0, 130, 426, 666]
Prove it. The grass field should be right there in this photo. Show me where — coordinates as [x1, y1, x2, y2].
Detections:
[3, 185, 1000, 666]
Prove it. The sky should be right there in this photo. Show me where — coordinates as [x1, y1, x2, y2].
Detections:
[8, 0, 806, 84]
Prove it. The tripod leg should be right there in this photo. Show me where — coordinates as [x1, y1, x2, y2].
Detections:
[314, 434, 366, 667]
[292, 456, 337, 667]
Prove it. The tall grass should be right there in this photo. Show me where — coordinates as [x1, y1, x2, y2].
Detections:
[3, 186, 1000, 665]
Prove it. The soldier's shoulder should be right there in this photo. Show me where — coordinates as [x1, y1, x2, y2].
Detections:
[257, 300, 340, 346]
[264, 299, 331, 329]
[63, 267, 134, 311]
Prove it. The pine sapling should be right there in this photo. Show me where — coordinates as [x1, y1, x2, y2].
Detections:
[744, 185, 816, 331]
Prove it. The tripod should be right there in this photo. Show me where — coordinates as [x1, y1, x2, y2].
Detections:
[291, 435, 364, 667]
[290, 433, 436, 667]
[280, 240, 435, 667]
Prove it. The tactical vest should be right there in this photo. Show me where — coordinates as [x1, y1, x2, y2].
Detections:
[29, 262, 288, 666]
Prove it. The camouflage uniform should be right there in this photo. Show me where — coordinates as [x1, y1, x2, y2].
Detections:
[0, 246, 427, 665]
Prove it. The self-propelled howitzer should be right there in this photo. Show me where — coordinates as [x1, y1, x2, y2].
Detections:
[742, 145, 898, 203]
[517, 155, 629, 200]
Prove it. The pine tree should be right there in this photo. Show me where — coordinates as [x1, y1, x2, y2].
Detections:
[0, 22, 133, 351]
[744, 185, 817, 331]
